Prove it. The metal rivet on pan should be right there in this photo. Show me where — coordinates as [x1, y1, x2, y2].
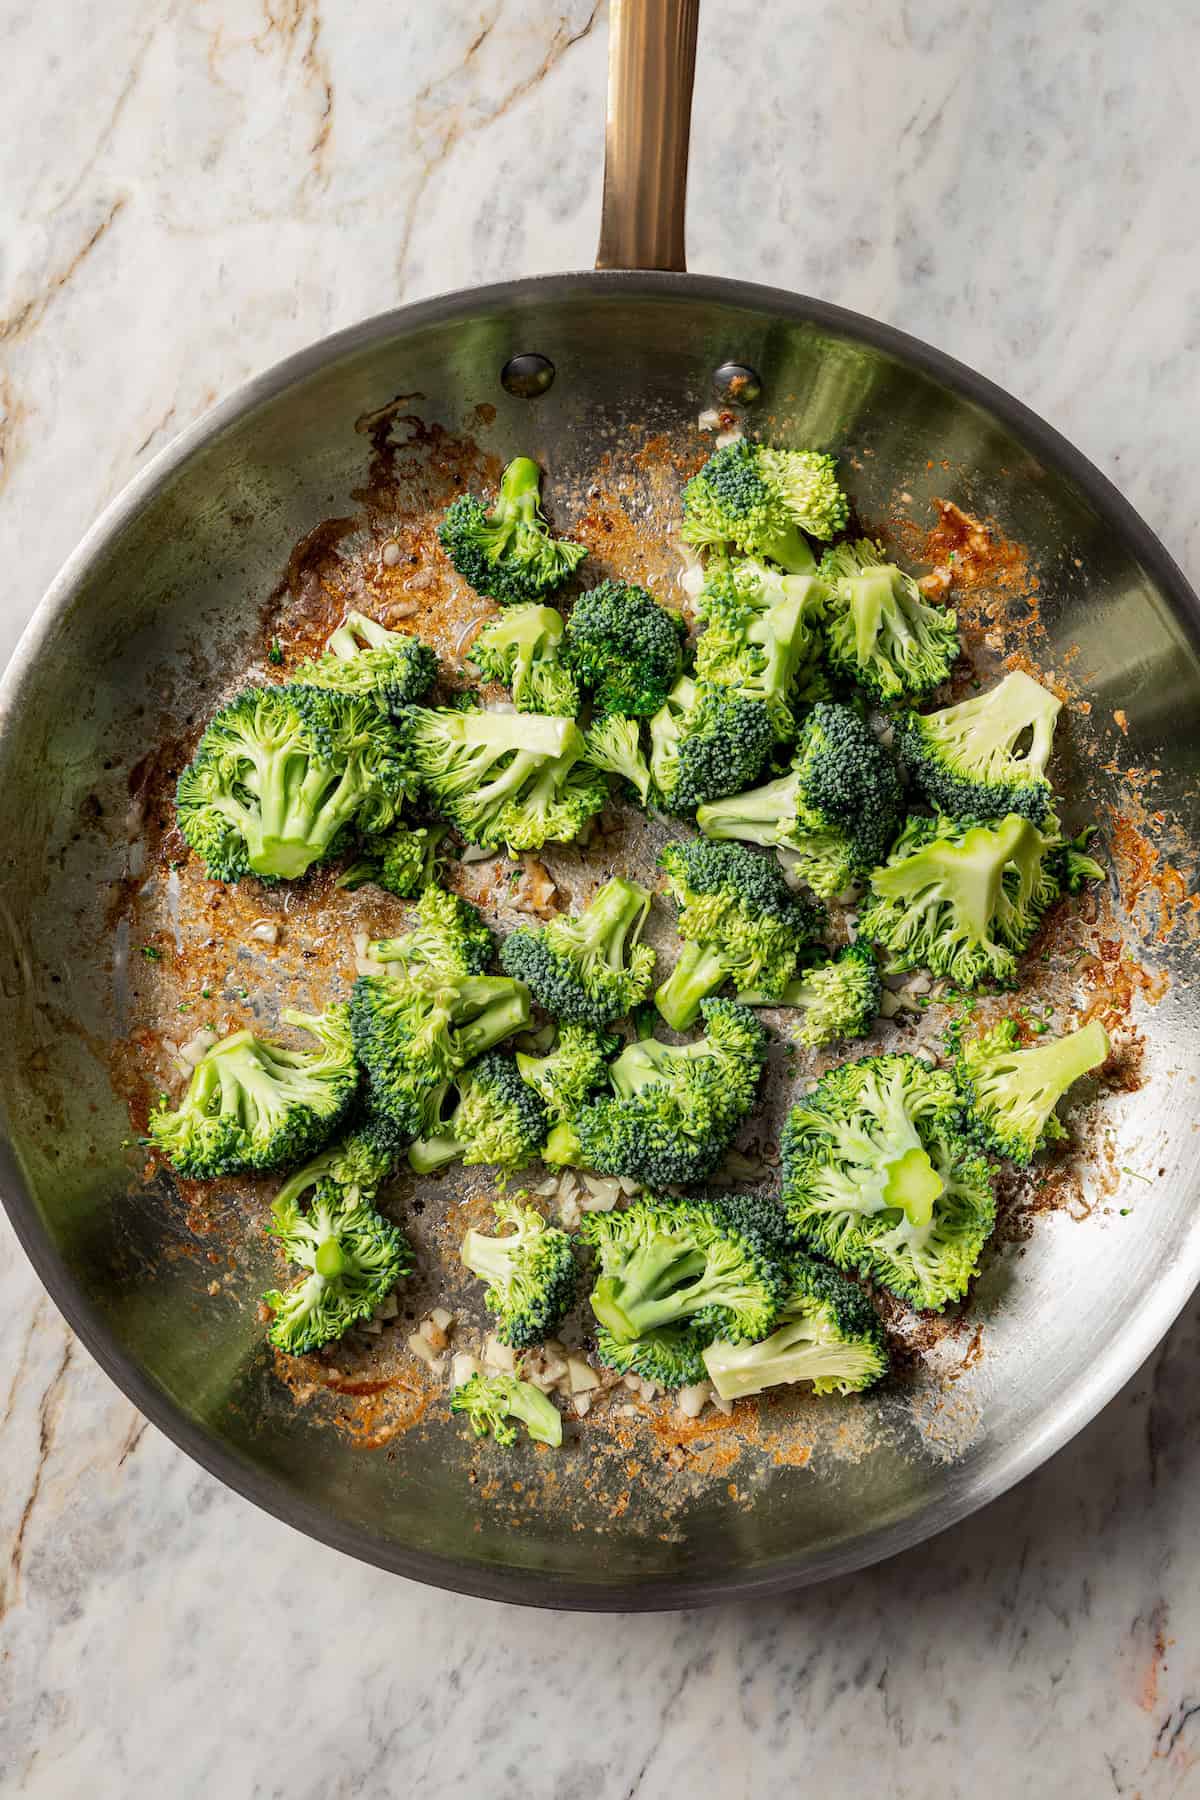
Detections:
[712, 362, 763, 406]
[501, 353, 555, 398]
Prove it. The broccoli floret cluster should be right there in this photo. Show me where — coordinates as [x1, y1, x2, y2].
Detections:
[337, 821, 446, 898]
[592, 1321, 711, 1388]
[702, 1253, 889, 1400]
[367, 884, 494, 978]
[450, 1371, 563, 1447]
[460, 1196, 577, 1348]
[515, 1024, 617, 1121]
[818, 539, 960, 701]
[583, 713, 652, 805]
[781, 1052, 997, 1311]
[682, 441, 849, 570]
[500, 877, 655, 1027]
[697, 702, 902, 897]
[655, 837, 825, 1029]
[408, 1052, 549, 1175]
[148, 1006, 357, 1178]
[468, 605, 579, 716]
[292, 611, 438, 716]
[693, 559, 827, 741]
[895, 669, 1061, 824]
[267, 1112, 400, 1215]
[263, 1185, 412, 1355]
[439, 457, 586, 606]
[741, 941, 882, 1049]
[648, 677, 775, 814]
[954, 1016, 1110, 1163]
[563, 579, 687, 717]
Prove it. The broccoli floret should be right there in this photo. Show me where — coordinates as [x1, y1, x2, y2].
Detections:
[450, 1371, 563, 1447]
[401, 705, 606, 851]
[858, 811, 1061, 990]
[1052, 820, 1106, 893]
[499, 877, 654, 1027]
[741, 942, 882, 1048]
[408, 1052, 548, 1174]
[468, 605, 579, 715]
[439, 457, 586, 606]
[547, 998, 768, 1186]
[895, 669, 1061, 823]
[367, 884, 494, 977]
[563, 579, 687, 717]
[648, 677, 774, 814]
[781, 1052, 997, 1311]
[263, 1186, 412, 1355]
[593, 1322, 710, 1388]
[176, 684, 411, 882]
[682, 441, 848, 570]
[583, 713, 653, 806]
[460, 1195, 577, 1347]
[515, 1024, 617, 1121]
[582, 1192, 790, 1347]
[148, 1006, 357, 1178]
[703, 1253, 888, 1400]
[268, 1114, 399, 1213]
[694, 561, 827, 741]
[955, 1016, 1110, 1163]
[337, 821, 447, 898]
[349, 969, 530, 1142]
[819, 539, 959, 701]
[696, 701, 902, 897]
[293, 611, 438, 715]
[655, 838, 825, 1029]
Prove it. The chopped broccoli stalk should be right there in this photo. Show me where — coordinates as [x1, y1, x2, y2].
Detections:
[460, 1195, 577, 1347]
[582, 1192, 790, 1347]
[702, 1254, 889, 1399]
[407, 1052, 548, 1174]
[450, 1371, 563, 1447]
[741, 942, 882, 1048]
[584, 714, 652, 805]
[176, 684, 411, 882]
[400, 705, 606, 851]
[468, 605, 579, 715]
[439, 457, 586, 606]
[681, 441, 848, 570]
[648, 676, 774, 814]
[337, 822, 447, 897]
[263, 1186, 412, 1354]
[593, 1322, 710, 1388]
[955, 1016, 1110, 1163]
[781, 1051, 997, 1311]
[895, 669, 1061, 824]
[655, 838, 825, 1029]
[499, 876, 654, 1027]
[367, 885, 494, 977]
[696, 702, 902, 897]
[819, 539, 959, 701]
[293, 610, 438, 715]
[515, 1024, 617, 1121]
[858, 811, 1061, 990]
[563, 579, 686, 717]
[148, 1006, 357, 1178]
[556, 998, 768, 1186]
[694, 561, 827, 741]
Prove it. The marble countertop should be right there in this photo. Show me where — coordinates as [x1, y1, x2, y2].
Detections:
[3, 1, 1200, 1793]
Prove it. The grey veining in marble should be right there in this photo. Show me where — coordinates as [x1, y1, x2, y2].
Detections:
[3, 2, 1200, 1795]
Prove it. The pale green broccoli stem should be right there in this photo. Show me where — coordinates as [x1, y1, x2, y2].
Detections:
[981, 1019, 1110, 1132]
[327, 611, 394, 659]
[590, 1237, 709, 1342]
[542, 1120, 584, 1165]
[498, 456, 544, 525]
[656, 941, 732, 1030]
[454, 984, 532, 1062]
[847, 570, 896, 663]
[882, 1146, 944, 1228]
[570, 877, 651, 972]
[758, 521, 816, 576]
[703, 1312, 880, 1401]
[696, 770, 800, 847]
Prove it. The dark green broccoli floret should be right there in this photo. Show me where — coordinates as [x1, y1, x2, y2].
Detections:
[439, 457, 586, 606]
[468, 605, 579, 715]
[781, 1051, 997, 1311]
[682, 441, 849, 570]
[818, 538, 959, 701]
[176, 684, 411, 882]
[583, 713, 652, 806]
[895, 669, 1062, 824]
[337, 822, 447, 898]
[741, 941, 882, 1048]
[694, 560, 827, 741]
[858, 811, 1061, 990]
[563, 579, 687, 717]
[499, 877, 654, 1027]
[955, 1016, 1110, 1164]
[1051, 820, 1107, 893]
[696, 701, 902, 898]
[515, 1024, 617, 1122]
[263, 1186, 412, 1355]
[582, 1192, 790, 1348]
[400, 705, 606, 852]
[147, 1006, 357, 1178]
[545, 998, 768, 1187]
[268, 1113, 400, 1213]
[460, 1195, 577, 1348]
[293, 611, 438, 715]
[450, 1371, 563, 1447]
[367, 884, 494, 977]
[648, 677, 774, 814]
[655, 837, 825, 1029]
[407, 1052, 548, 1174]
[702, 1253, 889, 1399]
[593, 1322, 711, 1388]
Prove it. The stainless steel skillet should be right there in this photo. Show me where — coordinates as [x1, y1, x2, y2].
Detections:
[1, 1, 1197, 1610]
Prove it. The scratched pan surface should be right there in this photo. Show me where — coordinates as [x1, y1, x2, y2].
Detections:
[1, 273, 1199, 1609]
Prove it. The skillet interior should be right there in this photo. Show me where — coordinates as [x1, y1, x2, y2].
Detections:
[1, 273, 1197, 1608]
